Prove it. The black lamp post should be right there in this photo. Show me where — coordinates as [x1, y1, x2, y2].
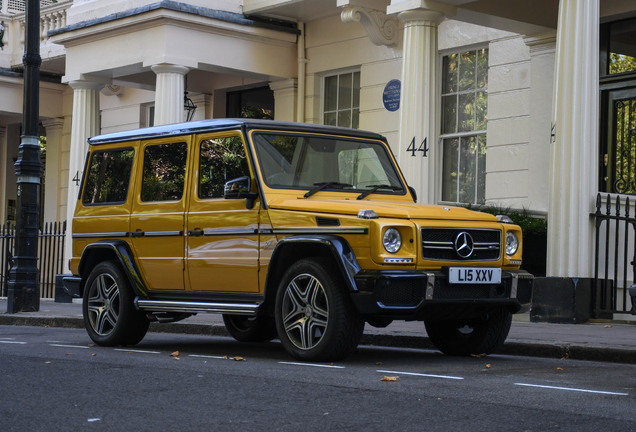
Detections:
[7, 0, 42, 313]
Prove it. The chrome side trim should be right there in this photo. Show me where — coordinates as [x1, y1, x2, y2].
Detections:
[273, 228, 368, 235]
[202, 229, 258, 236]
[135, 299, 259, 316]
[73, 232, 129, 238]
[144, 231, 183, 237]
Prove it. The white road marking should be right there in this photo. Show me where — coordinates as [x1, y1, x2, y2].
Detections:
[50, 344, 89, 349]
[279, 361, 345, 369]
[189, 354, 227, 360]
[515, 383, 629, 396]
[0, 337, 16, 340]
[0, 340, 26, 344]
[114, 348, 161, 354]
[377, 370, 464, 380]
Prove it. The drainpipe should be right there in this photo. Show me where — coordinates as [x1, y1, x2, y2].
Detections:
[297, 22, 306, 123]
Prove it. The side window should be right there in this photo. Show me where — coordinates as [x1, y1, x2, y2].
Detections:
[82, 148, 135, 205]
[141, 142, 188, 202]
[199, 136, 250, 199]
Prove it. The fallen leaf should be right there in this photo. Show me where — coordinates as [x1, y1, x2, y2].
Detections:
[471, 353, 487, 358]
[604, 325, 612, 328]
[88, 344, 95, 347]
[44, 361, 51, 364]
[223, 355, 230, 359]
[485, 364, 491, 369]
[92, 353, 96, 356]
[328, 363, 333, 366]
[557, 367, 563, 370]
[170, 351, 180, 357]
[233, 357, 245, 361]
[381, 376, 399, 381]
[174, 357, 180, 361]
[561, 353, 569, 360]
[65, 353, 72, 355]
[44, 325, 51, 328]
[376, 362, 382, 365]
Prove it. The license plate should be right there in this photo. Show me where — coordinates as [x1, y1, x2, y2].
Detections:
[448, 267, 501, 284]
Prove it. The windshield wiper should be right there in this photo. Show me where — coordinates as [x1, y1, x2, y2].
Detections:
[356, 184, 402, 200]
[304, 182, 353, 199]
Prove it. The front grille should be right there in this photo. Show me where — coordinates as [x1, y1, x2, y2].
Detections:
[376, 278, 424, 306]
[421, 228, 501, 261]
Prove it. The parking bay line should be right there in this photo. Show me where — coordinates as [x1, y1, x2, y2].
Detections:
[280, 361, 345, 369]
[114, 348, 161, 354]
[515, 383, 629, 396]
[377, 370, 464, 380]
[0, 340, 26, 344]
[189, 354, 228, 360]
[50, 344, 90, 349]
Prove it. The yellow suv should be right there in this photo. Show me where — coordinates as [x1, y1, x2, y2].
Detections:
[63, 119, 532, 362]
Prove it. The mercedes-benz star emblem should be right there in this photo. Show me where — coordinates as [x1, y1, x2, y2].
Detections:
[454, 232, 474, 258]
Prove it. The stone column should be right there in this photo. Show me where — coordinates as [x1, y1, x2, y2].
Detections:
[524, 32, 557, 214]
[41, 118, 65, 223]
[547, 0, 599, 277]
[151, 64, 189, 126]
[64, 81, 102, 264]
[387, 1, 454, 204]
[269, 79, 298, 122]
[0, 126, 6, 223]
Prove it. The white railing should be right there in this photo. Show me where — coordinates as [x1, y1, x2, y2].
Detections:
[0, 0, 71, 67]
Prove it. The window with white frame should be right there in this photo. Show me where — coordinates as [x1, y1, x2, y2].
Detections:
[323, 71, 360, 129]
[440, 48, 488, 205]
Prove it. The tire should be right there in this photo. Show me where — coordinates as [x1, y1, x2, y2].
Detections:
[222, 314, 277, 343]
[424, 308, 512, 356]
[82, 261, 150, 346]
[274, 258, 365, 362]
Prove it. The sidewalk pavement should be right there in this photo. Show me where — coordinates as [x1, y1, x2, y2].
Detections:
[1, 298, 635, 364]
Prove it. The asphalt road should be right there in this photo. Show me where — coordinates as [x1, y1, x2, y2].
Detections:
[1, 326, 635, 432]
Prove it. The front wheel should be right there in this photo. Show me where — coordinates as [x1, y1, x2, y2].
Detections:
[83, 261, 149, 346]
[275, 258, 364, 362]
[425, 308, 512, 356]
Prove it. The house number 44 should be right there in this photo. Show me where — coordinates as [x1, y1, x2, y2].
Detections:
[407, 137, 428, 157]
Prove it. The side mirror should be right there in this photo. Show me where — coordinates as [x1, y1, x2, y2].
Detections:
[408, 186, 417, 203]
[224, 176, 258, 209]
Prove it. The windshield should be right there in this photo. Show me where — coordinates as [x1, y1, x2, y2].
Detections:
[251, 133, 405, 195]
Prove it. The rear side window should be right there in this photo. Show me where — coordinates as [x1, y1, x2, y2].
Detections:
[82, 148, 135, 205]
[199, 136, 250, 199]
[141, 142, 188, 202]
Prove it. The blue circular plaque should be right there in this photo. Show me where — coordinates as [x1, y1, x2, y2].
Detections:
[382, 79, 401, 112]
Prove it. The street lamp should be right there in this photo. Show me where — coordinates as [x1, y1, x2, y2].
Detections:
[7, 0, 42, 313]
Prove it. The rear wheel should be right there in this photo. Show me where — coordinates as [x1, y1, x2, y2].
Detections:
[275, 258, 364, 362]
[222, 314, 277, 343]
[83, 261, 149, 346]
[424, 308, 512, 356]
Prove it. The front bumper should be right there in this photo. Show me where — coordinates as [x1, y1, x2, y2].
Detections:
[352, 269, 533, 319]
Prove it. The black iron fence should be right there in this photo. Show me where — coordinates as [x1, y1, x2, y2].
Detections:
[1, 221, 66, 299]
[592, 194, 636, 318]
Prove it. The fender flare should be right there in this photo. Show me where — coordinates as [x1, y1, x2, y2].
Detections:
[78, 240, 148, 298]
[265, 235, 361, 295]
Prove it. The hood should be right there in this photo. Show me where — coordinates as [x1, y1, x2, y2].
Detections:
[267, 198, 498, 222]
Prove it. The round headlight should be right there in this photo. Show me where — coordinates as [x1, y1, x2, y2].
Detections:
[506, 232, 519, 256]
[383, 228, 402, 254]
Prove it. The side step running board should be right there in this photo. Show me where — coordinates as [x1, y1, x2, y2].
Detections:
[135, 298, 259, 316]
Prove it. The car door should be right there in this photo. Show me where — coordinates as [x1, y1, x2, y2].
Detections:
[130, 137, 191, 290]
[186, 132, 260, 293]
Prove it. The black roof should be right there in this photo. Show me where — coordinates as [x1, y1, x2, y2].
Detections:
[87, 119, 386, 145]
